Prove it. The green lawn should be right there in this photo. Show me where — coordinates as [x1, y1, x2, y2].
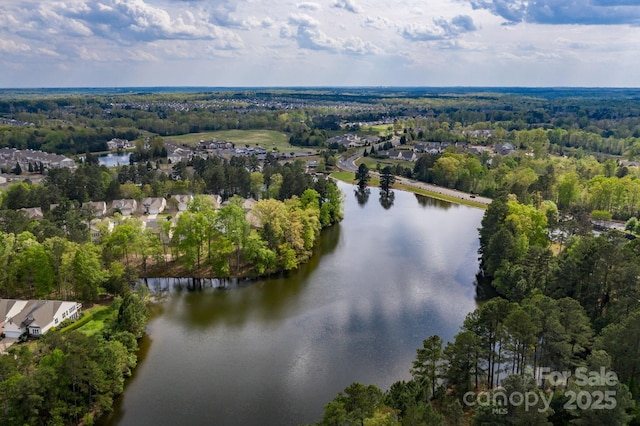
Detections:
[60, 304, 116, 336]
[165, 130, 311, 153]
[365, 124, 394, 134]
[355, 157, 415, 170]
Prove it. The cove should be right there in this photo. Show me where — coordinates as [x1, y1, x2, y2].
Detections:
[99, 182, 484, 425]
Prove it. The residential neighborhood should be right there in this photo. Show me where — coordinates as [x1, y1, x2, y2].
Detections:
[0, 147, 76, 172]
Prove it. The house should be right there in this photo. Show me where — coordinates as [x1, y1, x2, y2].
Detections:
[496, 142, 515, 156]
[619, 160, 639, 168]
[327, 134, 364, 148]
[1, 299, 81, 338]
[210, 194, 222, 209]
[89, 219, 114, 243]
[242, 198, 257, 211]
[0, 299, 28, 332]
[388, 150, 417, 162]
[362, 135, 380, 145]
[83, 201, 108, 217]
[413, 142, 427, 153]
[171, 194, 194, 212]
[140, 197, 167, 215]
[107, 139, 131, 150]
[468, 145, 492, 156]
[165, 143, 194, 164]
[197, 140, 234, 150]
[400, 151, 417, 162]
[111, 199, 138, 216]
[19, 207, 43, 220]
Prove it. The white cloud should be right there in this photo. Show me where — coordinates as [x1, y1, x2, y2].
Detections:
[297, 2, 321, 11]
[467, 0, 640, 25]
[333, 0, 363, 14]
[401, 15, 477, 41]
[362, 16, 391, 30]
[0, 39, 31, 54]
[0, 0, 639, 87]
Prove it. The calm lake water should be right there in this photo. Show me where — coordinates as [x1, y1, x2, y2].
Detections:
[98, 153, 131, 167]
[100, 183, 484, 426]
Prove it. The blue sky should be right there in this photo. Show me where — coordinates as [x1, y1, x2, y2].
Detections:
[1, 0, 639, 88]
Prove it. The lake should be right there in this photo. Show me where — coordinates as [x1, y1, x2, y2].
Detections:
[98, 152, 131, 167]
[100, 183, 484, 426]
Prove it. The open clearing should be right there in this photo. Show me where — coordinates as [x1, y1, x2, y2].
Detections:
[165, 130, 309, 153]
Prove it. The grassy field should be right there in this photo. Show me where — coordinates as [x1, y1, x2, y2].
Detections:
[165, 130, 311, 153]
[355, 157, 415, 170]
[366, 124, 393, 134]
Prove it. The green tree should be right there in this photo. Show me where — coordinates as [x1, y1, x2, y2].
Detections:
[410, 335, 443, 399]
[250, 171, 264, 199]
[217, 199, 250, 273]
[355, 163, 371, 191]
[72, 243, 106, 302]
[115, 291, 148, 339]
[321, 382, 385, 426]
[380, 166, 395, 194]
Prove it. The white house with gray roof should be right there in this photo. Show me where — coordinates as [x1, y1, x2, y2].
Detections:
[140, 197, 167, 215]
[1, 299, 81, 338]
[171, 194, 193, 211]
[111, 199, 138, 216]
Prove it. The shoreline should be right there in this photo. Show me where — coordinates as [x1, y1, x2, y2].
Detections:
[330, 171, 490, 210]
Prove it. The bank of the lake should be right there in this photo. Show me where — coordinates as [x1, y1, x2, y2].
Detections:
[330, 172, 490, 209]
[99, 182, 484, 426]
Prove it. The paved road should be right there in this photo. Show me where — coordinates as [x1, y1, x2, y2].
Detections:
[336, 151, 361, 173]
[337, 151, 492, 206]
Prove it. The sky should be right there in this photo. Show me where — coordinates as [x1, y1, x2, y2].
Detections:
[1, 0, 640, 88]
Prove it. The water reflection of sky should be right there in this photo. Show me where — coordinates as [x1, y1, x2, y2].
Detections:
[97, 152, 130, 167]
[107, 183, 484, 426]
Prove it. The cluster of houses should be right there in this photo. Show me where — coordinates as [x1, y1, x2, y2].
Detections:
[166, 139, 316, 164]
[327, 134, 381, 148]
[19, 195, 199, 222]
[15, 193, 264, 244]
[0, 118, 34, 127]
[372, 141, 516, 163]
[0, 148, 76, 172]
[106, 138, 133, 150]
[0, 299, 81, 340]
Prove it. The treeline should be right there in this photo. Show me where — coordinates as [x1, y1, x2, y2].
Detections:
[317, 196, 640, 424]
[160, 187, 343, 277]
[0, 291, 147, 426]
[0, 125, 139, 154]
[0, 161, 342, 293]
[0, 154, 331, 239]
[411, 148, 640, 220]
[0, 186, 343, 302]
[0, 230, 138, 301]
[5, 88, 640, 157]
